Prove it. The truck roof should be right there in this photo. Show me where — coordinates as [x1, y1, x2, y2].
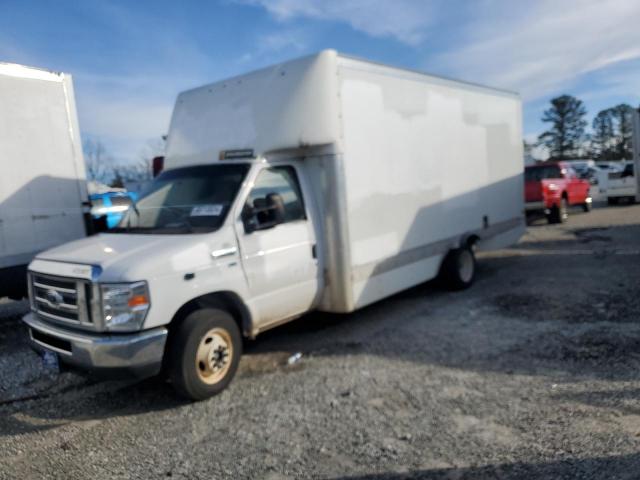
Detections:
[165, 50, 522, 169]
[180, 49, 519, 99]
[0, 62, 66, 82]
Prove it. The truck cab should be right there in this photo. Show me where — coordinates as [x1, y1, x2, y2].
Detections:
[24, 156, 323, 399]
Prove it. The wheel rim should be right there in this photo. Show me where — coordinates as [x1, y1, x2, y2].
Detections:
[458, 250, 474, 283]
[195, 327, 233, 385]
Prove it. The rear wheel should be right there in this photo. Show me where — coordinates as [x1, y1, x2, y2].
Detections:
[439, 246, 476, 290]
[607, 197, 618, 205]
[167, 308, 242, 401]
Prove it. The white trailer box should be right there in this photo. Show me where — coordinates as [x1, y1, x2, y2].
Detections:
[23, 51, 524, 399]
[166, 50, 524, 313]
[0, 63, 88, 298]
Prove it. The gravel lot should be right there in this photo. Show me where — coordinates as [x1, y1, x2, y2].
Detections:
[1, 203, 640, 479]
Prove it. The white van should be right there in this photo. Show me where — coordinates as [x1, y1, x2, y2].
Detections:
[23, 51, 524, 400]
[0, 63, 88, 299]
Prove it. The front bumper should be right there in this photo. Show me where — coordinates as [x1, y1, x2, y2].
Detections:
[525, 201, 548, 213]
[23, 312, 168, 378]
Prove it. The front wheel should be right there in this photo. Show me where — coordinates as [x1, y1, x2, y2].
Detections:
[167, 308, 242, 401]
[547, 197, 568, 224]
[439, 246, 476, 290]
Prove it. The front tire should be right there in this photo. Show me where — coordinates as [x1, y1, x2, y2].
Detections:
[167, 308, 242, 401]
[547, 197, 568, 224]
[439, 246, 476, 290]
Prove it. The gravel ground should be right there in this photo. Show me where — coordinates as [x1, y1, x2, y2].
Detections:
[1, 203, 640, 479]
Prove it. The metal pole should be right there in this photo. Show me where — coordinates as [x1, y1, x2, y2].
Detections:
[633, 108, 640, 202]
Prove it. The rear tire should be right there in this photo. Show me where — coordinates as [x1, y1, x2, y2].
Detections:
[607, 197, 618, 205]
[439, 246, 476, 290]
[167, 308, 242, 401]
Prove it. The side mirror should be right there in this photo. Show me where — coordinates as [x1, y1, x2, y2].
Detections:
[242, 193, 285, 233]
[266, 193, 285, 224]
[241, 205, 257, 234]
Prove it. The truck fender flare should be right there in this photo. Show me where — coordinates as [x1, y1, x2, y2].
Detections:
[168, 291, 253, 338]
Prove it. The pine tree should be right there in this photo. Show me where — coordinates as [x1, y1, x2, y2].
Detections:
[537, 95, 587, 160]
[591, 109, 615, 160]
[611, 104, 634, 160]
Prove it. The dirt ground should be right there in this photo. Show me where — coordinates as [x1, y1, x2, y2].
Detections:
[1, 203, 640, 480]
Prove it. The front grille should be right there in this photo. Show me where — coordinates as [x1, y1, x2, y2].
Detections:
[30, 273, 95, 329]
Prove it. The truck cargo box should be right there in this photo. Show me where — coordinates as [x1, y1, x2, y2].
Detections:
[0, 63, 87, 297]
[166, 51, 524, 313]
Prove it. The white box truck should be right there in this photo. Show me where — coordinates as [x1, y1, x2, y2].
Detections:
[22, 51, 524, 400]
[0, 63, 89, 299]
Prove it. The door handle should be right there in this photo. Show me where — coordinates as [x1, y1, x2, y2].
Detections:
[211, 247, 237, 259]
[311, 244, 317, 259]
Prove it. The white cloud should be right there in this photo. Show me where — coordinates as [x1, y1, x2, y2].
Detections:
[241, 0, 640, 110]
[238, 29, 309, 64]
[239, 0, 435, 45]
[432, 0, 640, 101]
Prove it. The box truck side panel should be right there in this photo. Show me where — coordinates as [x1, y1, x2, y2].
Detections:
[0, 65, 87, 270]
[336, 57, 524, 309]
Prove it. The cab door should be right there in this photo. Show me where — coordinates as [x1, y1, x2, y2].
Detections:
[236, 164, 320, 329]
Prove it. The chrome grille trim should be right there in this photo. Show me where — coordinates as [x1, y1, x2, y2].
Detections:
[29, 272, 99, 331]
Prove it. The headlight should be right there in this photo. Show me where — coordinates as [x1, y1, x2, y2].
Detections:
[100, 281, 150, 332]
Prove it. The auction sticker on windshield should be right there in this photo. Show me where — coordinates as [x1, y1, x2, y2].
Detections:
[190, 204, 224, 216]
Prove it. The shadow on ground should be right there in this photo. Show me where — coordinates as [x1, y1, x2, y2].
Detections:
[325, 453, 640, 479]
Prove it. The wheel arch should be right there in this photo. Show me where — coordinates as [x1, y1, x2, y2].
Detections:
[168, 291, 253, 339]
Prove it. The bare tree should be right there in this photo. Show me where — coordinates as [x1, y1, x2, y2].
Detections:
[83, 138, 114, 184]
[110, 137, 166, 191]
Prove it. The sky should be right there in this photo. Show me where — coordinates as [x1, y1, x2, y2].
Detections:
[1, 0, 639, 163]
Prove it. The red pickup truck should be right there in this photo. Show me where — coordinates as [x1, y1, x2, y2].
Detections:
[525, 162, 592, 223]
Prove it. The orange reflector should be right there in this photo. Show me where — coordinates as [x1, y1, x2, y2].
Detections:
[128, 295, 149, 307]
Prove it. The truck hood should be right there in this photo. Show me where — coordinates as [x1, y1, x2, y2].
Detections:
[34, 231, 236, 282]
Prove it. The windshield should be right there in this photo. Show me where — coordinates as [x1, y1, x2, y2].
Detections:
[525, 165, 562, 181]
[112, 163, 250, 234]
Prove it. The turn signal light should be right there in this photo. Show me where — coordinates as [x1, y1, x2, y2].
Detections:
[128, 295, 149, 308]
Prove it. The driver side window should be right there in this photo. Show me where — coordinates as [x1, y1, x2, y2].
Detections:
[242, 166, 306, 232]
